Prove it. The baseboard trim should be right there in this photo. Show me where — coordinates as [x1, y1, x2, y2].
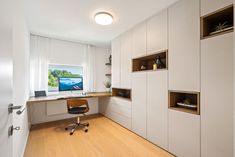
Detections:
[30, 113, 102, 128]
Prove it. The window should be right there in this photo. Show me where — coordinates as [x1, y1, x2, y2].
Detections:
[48, 64, 83, 92]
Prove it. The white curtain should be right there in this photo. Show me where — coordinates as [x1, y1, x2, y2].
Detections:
[29, 35, 51, 95]
[29, 35, 96, 94]
[84, 45, 96, 92]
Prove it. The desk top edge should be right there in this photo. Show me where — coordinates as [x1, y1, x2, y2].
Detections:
[27, 92, 112, 103]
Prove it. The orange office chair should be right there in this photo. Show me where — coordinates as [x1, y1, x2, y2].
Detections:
[65, 99, 90, 135]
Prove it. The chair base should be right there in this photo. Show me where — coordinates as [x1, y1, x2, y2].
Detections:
[65, 122, 89, 135]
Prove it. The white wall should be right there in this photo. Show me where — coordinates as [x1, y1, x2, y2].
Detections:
[94, 47, 111, 92]
[12, 2, 30, 157]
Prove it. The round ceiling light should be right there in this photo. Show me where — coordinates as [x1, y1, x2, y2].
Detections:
[94, 12, 113, 25]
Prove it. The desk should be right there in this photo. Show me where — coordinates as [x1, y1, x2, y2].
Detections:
[27, 92, 112, 103]
[27, 92, 112, 124]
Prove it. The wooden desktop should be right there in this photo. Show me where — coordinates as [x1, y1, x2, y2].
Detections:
[27, 92, 112, 103]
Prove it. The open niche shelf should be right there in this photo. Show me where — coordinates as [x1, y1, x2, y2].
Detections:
[201, 5, 233, 39]
[169, 91, 200, 115]
[132, 50, 168, 72]
[112, 88, 131, 100]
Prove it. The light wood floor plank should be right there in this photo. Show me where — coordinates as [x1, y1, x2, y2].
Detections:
[24, 115, 174, 157]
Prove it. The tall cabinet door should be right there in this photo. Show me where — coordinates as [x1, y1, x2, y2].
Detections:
[147, 71, 168, 150]
[132, 22, 146, 58]
[169, 110, 200, 157]
[201, 33, 233, 157]
[111, 37, 121, 88]
[132, 72, 147, 138]
[120, 31, 132, 88]
[147, 9, 168, 54]
[201, 0, 232, 16]
[168, 0, 200, 92]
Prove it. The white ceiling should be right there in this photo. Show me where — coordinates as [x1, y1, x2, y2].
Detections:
[26, 0, 178, 47]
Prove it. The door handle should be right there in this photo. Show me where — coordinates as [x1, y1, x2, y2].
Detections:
[8, 104, 22, 114]
[8, 125, 20, 136]
[16, 107, 25, 115]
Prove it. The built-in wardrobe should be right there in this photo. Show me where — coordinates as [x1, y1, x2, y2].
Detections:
[99, 0, 234, 156]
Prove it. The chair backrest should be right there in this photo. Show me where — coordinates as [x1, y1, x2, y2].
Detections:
[67, 99, 89, 112]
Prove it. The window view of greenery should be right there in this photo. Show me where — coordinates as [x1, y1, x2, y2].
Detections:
[48, 64, 83, 92]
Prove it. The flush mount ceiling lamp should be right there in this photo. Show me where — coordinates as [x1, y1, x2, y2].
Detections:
[94, 12, 113, 25]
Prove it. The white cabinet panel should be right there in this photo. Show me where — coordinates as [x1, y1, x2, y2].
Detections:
[147, 71, 168, 150]
[46, 100, 67, 115]
[132, 22, 146, 58]
[201, 33, 233, 157]
[201, 0, 232, 16]
[111, 37, 121, 88]
[110, 97, 131, 118]
[108, 111, 132, 130]
[99, 97, 132, 130]
[147, 9, 168, 54]
[169, 0, 200, 92]
[121, 31, 132, 88]
[132, 72, 147, 138]
[169, 110, 200, 157]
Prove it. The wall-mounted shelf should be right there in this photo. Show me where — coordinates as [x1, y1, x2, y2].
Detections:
[132, 50, 168, 72]
[112, 88, 131, 100]
[169, 91, 200, 115]
[201, 5, 233, 39]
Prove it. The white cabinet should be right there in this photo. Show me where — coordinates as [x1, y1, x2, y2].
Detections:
[201, 33, 233, 157]
[147, 9, 168, 54]
[132, 72, 147, 137]
[120, 31, 132, 88]
[132, 22, 146, 58]
[168, 0, 200, 92]
[201, 0, 232, 16]
[111, 37, 121, 88]
[147, 71, 168, 150]
[99, 97, 132, 130]
[169, 110, 200, 157]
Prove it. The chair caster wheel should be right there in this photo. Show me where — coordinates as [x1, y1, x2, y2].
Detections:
[70, 132, 73, 135]
[85, 129, 88, 133]
[65, 128, 68, 130]
[86, 123, 89, 127]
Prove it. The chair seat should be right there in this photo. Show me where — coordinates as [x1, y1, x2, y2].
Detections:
[68, 107, 88, 114]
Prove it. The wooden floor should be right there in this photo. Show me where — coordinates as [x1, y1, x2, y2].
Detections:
[24, 115, 174, 157]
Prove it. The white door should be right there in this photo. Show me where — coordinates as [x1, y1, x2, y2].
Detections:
[201, 33, 233, 157]
[147, 71, 168, 150]
[147, 9, 168, 54]
[120, 31, 132, 88]
[168, 0, 200, 92]
[132, 22, 146, 58]
[0, 12, 14, 157]
[169, 110, 200, 157]
[132, 72, 147, 138]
